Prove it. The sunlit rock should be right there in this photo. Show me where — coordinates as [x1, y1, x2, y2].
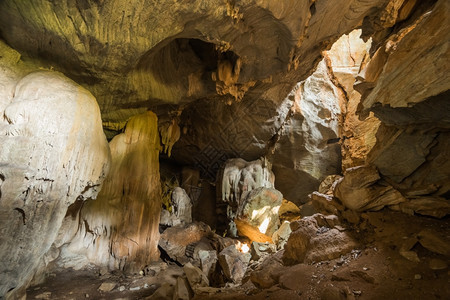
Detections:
[238, 187, 283, 238]
[218, 245, 251, 284]
[272, 59, 344, 204]
[325, 29, 380, 170]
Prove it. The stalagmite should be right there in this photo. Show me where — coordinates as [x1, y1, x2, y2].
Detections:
[0, 71, 110, 298]
[62, 111, 161, 273]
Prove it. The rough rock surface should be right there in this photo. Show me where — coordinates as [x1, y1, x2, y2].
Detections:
[272, 59, 344, 204]
[355, 0, 450, 204]
[59, 112, 161, 273]
[218, 245, 251, 284]
[0, 71, 110, 297]
[334, 165, 406, 212]
[159, 223, 212, 265]
[238, 187, 283, 237]
[0, 0, 389, 128]
[283, 214, 358, 265]
[325, 30, 381, 170]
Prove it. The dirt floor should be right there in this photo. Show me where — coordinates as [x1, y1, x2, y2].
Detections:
[26, 210, 449, 300]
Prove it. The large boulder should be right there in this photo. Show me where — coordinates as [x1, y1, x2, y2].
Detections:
[334, 165, 406, 211]
[238, 187, 283, 237]
[283, 214, 357, 265]
[0, 71, 110, 297]
[218, 245, 251, 284]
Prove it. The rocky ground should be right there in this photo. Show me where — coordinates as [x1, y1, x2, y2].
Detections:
[26, 210, 449, 300]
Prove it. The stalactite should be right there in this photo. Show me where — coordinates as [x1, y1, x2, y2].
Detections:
[159, 118, 181, 157]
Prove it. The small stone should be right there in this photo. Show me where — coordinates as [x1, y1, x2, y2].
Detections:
[353, 290, 362, 295]
[363, 267, 368, 271]
[144, 283, 149, 289]
[414, 274, 421, 280]
[139, 270, 144, 276]
[429, 259, 447, 270]
[119, 286, 126, 292]
[35, 292, 52, 300]
[85, 294, 89, 298]
[399, 250, 420, 262]
[129, 286, 141, 291]
[98, 282, 116, 292]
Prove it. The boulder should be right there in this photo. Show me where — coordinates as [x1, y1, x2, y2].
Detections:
[159, 223, 212, 264]
[272, 221, 292, 250]
[418, 229, 450, 256]
[218, 245, 251, 283]
[198, 250, 218, 279]
[310, 192, 344, 215]
[249, 258, 284, 289]
[283, 215, 357, 265]
[238, 187, 283, 237]
[250, 242, 276, 261]
[184, 262, 209, 290]
[334, 165, 406, 211]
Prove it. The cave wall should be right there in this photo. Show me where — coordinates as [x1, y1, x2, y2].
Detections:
[331, 0, 450, 217]
[361, 0, 450, 200]
[0, 53, 110, 297]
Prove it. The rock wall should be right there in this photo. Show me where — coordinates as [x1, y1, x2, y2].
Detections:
[62, 112, 162, 273]
[0, 69, 110, 298]
[272, 59, 344, 204]
[325, 30, 381, 170]
[329, 0, 450, 217]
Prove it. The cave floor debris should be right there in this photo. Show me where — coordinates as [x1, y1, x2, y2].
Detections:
[27, 211, 449, 300]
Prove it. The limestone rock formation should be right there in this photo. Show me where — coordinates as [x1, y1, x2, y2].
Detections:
[218, 245, 251, 284]
[159, 223, 212, 265]
[283, 214, 357, 265]
[334, 165, 406, 212]
[59, 112, 161, 273]
[357, 0, 450, 110]
[0, 71, 110, 297]
[272, 59, 344, 204]
[0, 0, 389, 130]
[238, 187, 283, 237]
[160, 187, 193, 226]
[325, 30, 381, 170]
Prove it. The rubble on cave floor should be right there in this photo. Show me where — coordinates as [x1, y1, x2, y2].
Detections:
[26, 210, 449, 300]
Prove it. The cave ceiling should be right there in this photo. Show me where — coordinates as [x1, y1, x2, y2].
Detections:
[0, 0, 390, 123]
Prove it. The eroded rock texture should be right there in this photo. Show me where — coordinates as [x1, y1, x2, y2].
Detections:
[344, 0, 450, 216]
[0, 0, 390, 203]
[0, 70, 110, 297]
[60, 112, 162, 273]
